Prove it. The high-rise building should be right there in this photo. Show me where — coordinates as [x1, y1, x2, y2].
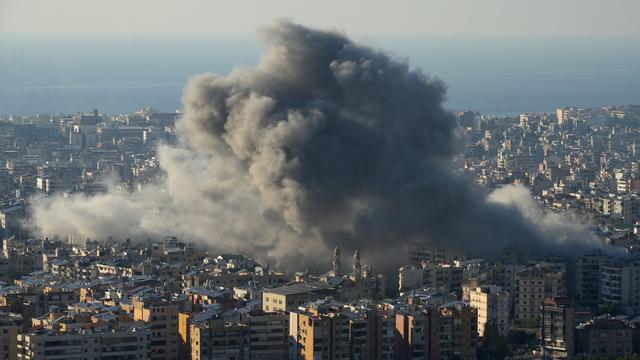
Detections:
[395, 310, 429, 359]
[398, 265, 423, 293]
[438, 303, 478, 360]
[374, 309, 396, 360]
[244, 310, 289, 360]
[0, 204, 24, 238]
[289, 308, 352, 359]
[515, 267, 566, 322]
[190, 317, 244, 360]
[409, 245, 463, 265]
[132, 295, 180, 360]
[396, 303, 477, 360]
[556, 108, 568, 126]
[456, 111, 476, 128]
[289, 302, 391, 360]
[541, 297, 574, 360]
[0, 313, 21, 360]
[187, 309, 289, 360]
[398, 262, 462, 294]
[600, 260, 640, 314]
[423, 263, 463, 294]
[469, 286, 510, 336]
[574, 251, 612, 308]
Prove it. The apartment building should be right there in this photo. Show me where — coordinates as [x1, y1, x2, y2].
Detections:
[396, 302, 477, 360]
[469, 286, 509, 336]
[0, 313, 21, 360]
[16, 326, 147, 360]
[541, 297, 574, 360]
[261, 283, 332, 312]
[575, 317, 633, 359]
[515, 267, 566, 322]
[132, 295, 180, 360]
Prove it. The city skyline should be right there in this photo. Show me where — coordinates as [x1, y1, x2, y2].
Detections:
[2, 2, 640, 359]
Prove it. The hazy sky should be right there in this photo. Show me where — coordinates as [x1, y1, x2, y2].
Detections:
[1, 0, 639, 36]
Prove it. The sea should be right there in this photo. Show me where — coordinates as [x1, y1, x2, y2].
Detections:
[1, 33, 639, 116]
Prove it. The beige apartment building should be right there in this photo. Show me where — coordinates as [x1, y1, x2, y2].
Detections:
[0, 313, 21, 360]
[16, 326, 148, 360]
[396, 303, 477, 360]
[262, 283, 332, 312]
[469, 285, 509, 336]
[515, 267, 565, 322]
[132, 296, 180, 360]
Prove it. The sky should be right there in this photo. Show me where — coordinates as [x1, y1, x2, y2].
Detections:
[1, 0, 639, 115]
[1, 0, 640, 36]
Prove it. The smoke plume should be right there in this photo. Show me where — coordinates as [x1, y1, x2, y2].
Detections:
[30, 21, 613, 271]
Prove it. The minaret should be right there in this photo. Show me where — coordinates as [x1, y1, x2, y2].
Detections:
[332, 245, 341, 276]
[353, 249, 361, 280]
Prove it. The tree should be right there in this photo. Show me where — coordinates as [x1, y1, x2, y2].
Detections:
[477, 322, 509, 360]
[507, 329, 536, 348]
[595, 302, 624, 316]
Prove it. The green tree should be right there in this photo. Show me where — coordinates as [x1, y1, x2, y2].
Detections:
[477, 322, 509, 360]
[507, 329, 536, 348]
[595, 302, 624, 316]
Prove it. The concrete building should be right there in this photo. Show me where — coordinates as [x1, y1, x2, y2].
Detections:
[556, 108, 569, 126]
[289, 302, 388, 360]
[574, 251, 612, 308]
[374, 310, 396, 360]
[261, 283, 332, 312]
[188, 309, 289, 360]
[408, 245, 463, 266]
[396, 303, 478, 360]
[0, 205, 24, 238]
[484, 263, 524, 311]
[244, 310, 288, 360]
[289, 309, 351, 360]
[16, 326, 148, 360]
[600, 260, 640, 314]
[190, 318, 244, 360]
[0, 313, 21, 360]
[132, 295, 180, 360]
[398, 265, 422, 293]
[575, 317, 633, 359]
[423, 263, 463, 294]
[438, 303, 478, 360]
[541, 297, 574, 360]
[395, 311, 429, 359]
[515, 267, 566, 322]
[469, 286, 509, 336]
[398, 262, 462, 294]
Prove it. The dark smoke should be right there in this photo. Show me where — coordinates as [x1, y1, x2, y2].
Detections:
[31, 20, 612, 272]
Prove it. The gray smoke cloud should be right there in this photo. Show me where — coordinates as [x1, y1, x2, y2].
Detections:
[30, 21, 614, 272]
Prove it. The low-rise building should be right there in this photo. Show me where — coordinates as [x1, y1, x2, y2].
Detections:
[16, 325, 148, 360]
[575, 317, 633, 359]
[262, 283, 332, 312]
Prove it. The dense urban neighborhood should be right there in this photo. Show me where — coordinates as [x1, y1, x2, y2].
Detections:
[2, 105, 640, 359]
